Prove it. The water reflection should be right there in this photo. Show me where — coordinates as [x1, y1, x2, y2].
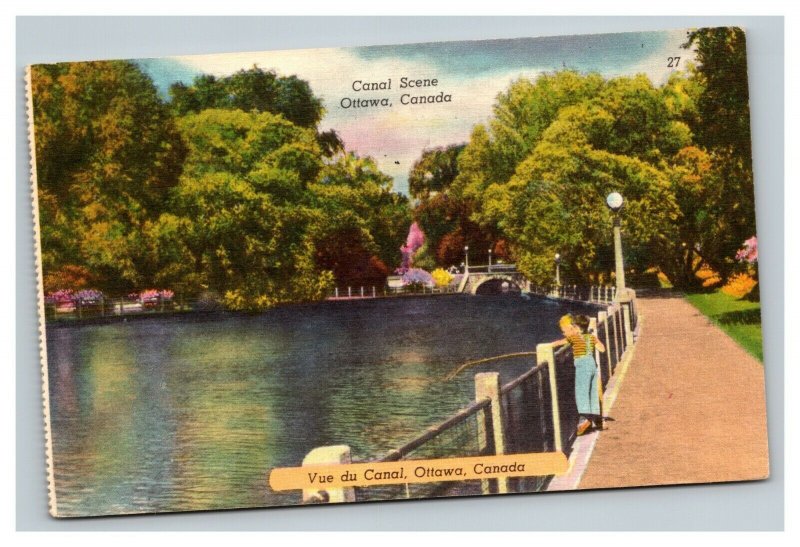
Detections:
[46, 294, 596, 516]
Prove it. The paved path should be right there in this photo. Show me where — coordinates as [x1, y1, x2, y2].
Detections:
[578, 295, 769, 489]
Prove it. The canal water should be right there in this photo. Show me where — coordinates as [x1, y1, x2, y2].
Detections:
[46, 294, 598, 516]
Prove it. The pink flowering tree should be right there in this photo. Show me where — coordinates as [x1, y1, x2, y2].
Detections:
[397, 222, 426, 274]
[735, 236, 758, 264]
[734, 235, 759, 300]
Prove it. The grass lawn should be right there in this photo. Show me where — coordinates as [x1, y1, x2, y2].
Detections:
[684, 291, 763, 362]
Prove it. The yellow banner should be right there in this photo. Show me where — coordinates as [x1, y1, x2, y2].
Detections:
[269, 452, 568, 491]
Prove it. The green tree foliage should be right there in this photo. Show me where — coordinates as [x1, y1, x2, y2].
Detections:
[408, 144, 498, 269]
[455, 72, 606, 201]
[451, 71, 705, 286]
[683, 27, 755, 280]
[311, 153, 411, 286]
[408, 144, 464, 198]
[32, 59, 410, 308]
[153, 109, 332, 309]
[30, 61, 186, 293]
[170, 66, 324, 129]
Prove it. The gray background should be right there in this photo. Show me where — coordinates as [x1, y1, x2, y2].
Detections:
[16, 16, 784, 531]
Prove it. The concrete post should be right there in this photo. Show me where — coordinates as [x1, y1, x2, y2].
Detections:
[301, 445, 356, 503]
[613, 216, 626, 294]
[348, 286, 351, 298]
[537, 343, 562, 454]
[622, 302, 634, 347]
[474, 372, 508, 494]
[609, 308, 621, 365]
[335, 287, 339, 298]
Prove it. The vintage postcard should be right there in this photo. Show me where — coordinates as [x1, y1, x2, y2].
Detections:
[27, 28, 768, 518]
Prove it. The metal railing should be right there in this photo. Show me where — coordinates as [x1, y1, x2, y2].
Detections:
[44, 296, 200, 322]
[353, 398, 495, 501]
[328, 284, 459, 299]
[498, 363, 554, 493]
[535, 284, 617, 304]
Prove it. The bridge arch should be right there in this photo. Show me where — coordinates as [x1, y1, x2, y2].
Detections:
[472, 275, 523, 295]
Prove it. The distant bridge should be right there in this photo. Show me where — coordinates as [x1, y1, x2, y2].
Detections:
[457, 264, 530, 295]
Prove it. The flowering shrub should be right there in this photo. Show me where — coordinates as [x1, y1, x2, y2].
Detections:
[46, 289, 104, 306]
[74, 289, 104, 304]
[695, 264, 721, 288]
[401, 268, 434, 287]
[736, 236, 758, 264]
[431, 268, 454, 287]
[721, 273, 758, 299]
[137, 289, 174, 302]
[45, 289, 74, 305]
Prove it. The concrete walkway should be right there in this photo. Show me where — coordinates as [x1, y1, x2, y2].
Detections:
[577, 294, 769, 489]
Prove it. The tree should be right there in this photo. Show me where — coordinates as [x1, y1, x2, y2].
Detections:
[30, 61, 186, 293]
[408, 144, 498, 269]
[311, 153, 411, 285]
[154, 109, 332, 309]
[169, 66, 324, 129]
[454, 71, 606, 202]
[408, 144, 464, 199]
[496, 144, 679, 285]
[683, 27, 756, 280]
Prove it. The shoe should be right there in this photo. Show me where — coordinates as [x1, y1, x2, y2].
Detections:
[577, 420, 592, 436]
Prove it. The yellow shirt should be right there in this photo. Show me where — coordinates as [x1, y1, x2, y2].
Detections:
[566, 333, 599, 357]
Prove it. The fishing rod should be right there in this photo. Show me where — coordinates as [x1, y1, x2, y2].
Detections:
[443, 351, 537, 381]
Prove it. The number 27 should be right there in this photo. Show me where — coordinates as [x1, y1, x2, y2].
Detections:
[667, 57, 681, 67]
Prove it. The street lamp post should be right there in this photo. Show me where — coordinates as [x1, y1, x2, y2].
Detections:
[605, 192, 626, 296]
[554, 253, 561, 287]
[464, 245, 470, 273]
[488, 247, 493, 272]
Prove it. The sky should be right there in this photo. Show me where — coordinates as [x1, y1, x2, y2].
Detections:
[137, 29, 695, 195]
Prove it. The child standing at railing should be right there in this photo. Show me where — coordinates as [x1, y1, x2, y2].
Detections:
[552, 314, 606, 435]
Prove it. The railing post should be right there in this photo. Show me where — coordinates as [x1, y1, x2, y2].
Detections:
[348, 286, 351, 298]
[474, 372, 508, 494]
[301, 445, 356, 504]
[598, 310, 612, 381]
[372, 286, 376, 298]
[536, 343, 562, 454]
